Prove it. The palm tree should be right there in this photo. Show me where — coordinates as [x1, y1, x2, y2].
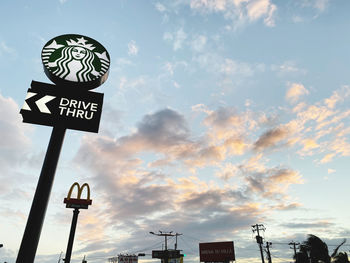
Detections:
[303, 234, 331, 263]
[294, 235, 348, 263]
[331, 239, 348, 263]
[294, 244, 309, 263]
[332, 252, 349, 263]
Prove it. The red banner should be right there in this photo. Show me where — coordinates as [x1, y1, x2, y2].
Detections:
[199, 241, 235, 262]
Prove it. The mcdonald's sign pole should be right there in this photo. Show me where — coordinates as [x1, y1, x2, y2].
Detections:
[63, 182, 92, 263]
[17, 34, 110, 263]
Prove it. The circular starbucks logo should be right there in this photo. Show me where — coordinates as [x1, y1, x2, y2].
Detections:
[41, 34, 110, 90]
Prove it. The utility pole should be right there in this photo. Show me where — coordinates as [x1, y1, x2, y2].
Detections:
[289, 241, 299, 262]
[58, 251, 63, 263]
[150, 231, 178, 263]
[265, 242, 272, 263]
[252, 224, 266, 263]
[150, 231, 176, 250]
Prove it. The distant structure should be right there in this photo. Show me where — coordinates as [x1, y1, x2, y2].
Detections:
[108, 254, 138, 263]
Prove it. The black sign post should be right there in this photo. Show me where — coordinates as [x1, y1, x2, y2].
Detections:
[16, 125, 66, 263]
[63, 182, 92, 263]
[16, 34, 110, 263]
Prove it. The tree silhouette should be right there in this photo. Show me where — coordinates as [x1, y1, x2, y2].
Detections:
[294, 244, 308, 263]
[293, 235, 348, 263]
[303, 234, 331, 263]
[332, 252, 349, 263]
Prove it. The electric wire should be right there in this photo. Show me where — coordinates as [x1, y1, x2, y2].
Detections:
[181, 234, 205, 243]
[179, 235, 198, 256]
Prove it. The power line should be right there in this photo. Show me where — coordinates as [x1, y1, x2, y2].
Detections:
[181, 234, 205, 242]
[179, 235, 198, 255]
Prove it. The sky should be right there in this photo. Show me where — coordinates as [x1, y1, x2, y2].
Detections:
[0, 0, 350, 262]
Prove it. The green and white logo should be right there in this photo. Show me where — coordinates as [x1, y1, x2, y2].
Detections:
[42, 34, 110, 90]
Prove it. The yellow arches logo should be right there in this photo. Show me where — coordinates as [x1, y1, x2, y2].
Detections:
[67, 182, 91, 200]
[64, 182, 92, 209]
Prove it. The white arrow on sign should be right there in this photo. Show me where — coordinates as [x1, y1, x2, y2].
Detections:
[35, 95, 56, 114]
[22, 92, 37, 111]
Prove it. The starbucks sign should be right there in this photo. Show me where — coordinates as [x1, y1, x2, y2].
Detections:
[21, 34, 109, 133]
[41, 34, 110, 90]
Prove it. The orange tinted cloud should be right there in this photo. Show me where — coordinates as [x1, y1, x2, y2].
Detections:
[286, 83, 309, 104]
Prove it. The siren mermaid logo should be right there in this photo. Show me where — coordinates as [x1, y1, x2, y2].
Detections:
[41, 34, 110, 90]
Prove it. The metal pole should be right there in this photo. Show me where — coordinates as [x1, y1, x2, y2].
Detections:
[58, 251, 63, 263]
[16, 125, 66, 263]
[164, 235, 168, 263]
[258, 238, 265, 263]
[175, 235, 177, 250]
[64, 208, 80, 263]
[265, 242, 272, 263]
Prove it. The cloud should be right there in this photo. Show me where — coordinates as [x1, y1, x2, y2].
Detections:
[163, 60, 188, 76]
[70, 90, 350, 260]
[281, 221, 334, 229]
[221, 59, 254, 77]
[271, 61, 307, 75]
[135, 108, 190, 147]
[173, 28, 187, 51]
[302, 0, 331, 12]
[324, 86, 350, 109]
[73, 135, 265, 255]
[127, 40, 139, 56]
[189, 0, 277, 27]
[286, 83, 309, 104]
[246, 0, 277, 26]
[155, 2, 167, 12]
[0, 41, 17, 58]
[254, 127, 289, 151]
[244, 167, 303, 198]
[76, 108, 192, 168]
[191, 35, 207, 52]
[190, 0, 227, 12]
[0, 94, 32, 173]
[74, 109, 292, 212]
[163, 28, 188, 51]
[204, 107, 242, 129]
[269, 202, 302, 211]
[192, 53, 265, 90]
[216, 163, 239, 180]
[313, 0, 330, 12]
[199, 107, 254, 156]
[298, 138, 319, 156]
[327, 168, 336, 174]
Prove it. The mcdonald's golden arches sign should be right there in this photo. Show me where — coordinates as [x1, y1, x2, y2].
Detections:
[64, 182, 92, 209]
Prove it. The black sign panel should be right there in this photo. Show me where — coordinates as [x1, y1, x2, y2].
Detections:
[20, 81, 103, 133]
[152, 250, 180, 259]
